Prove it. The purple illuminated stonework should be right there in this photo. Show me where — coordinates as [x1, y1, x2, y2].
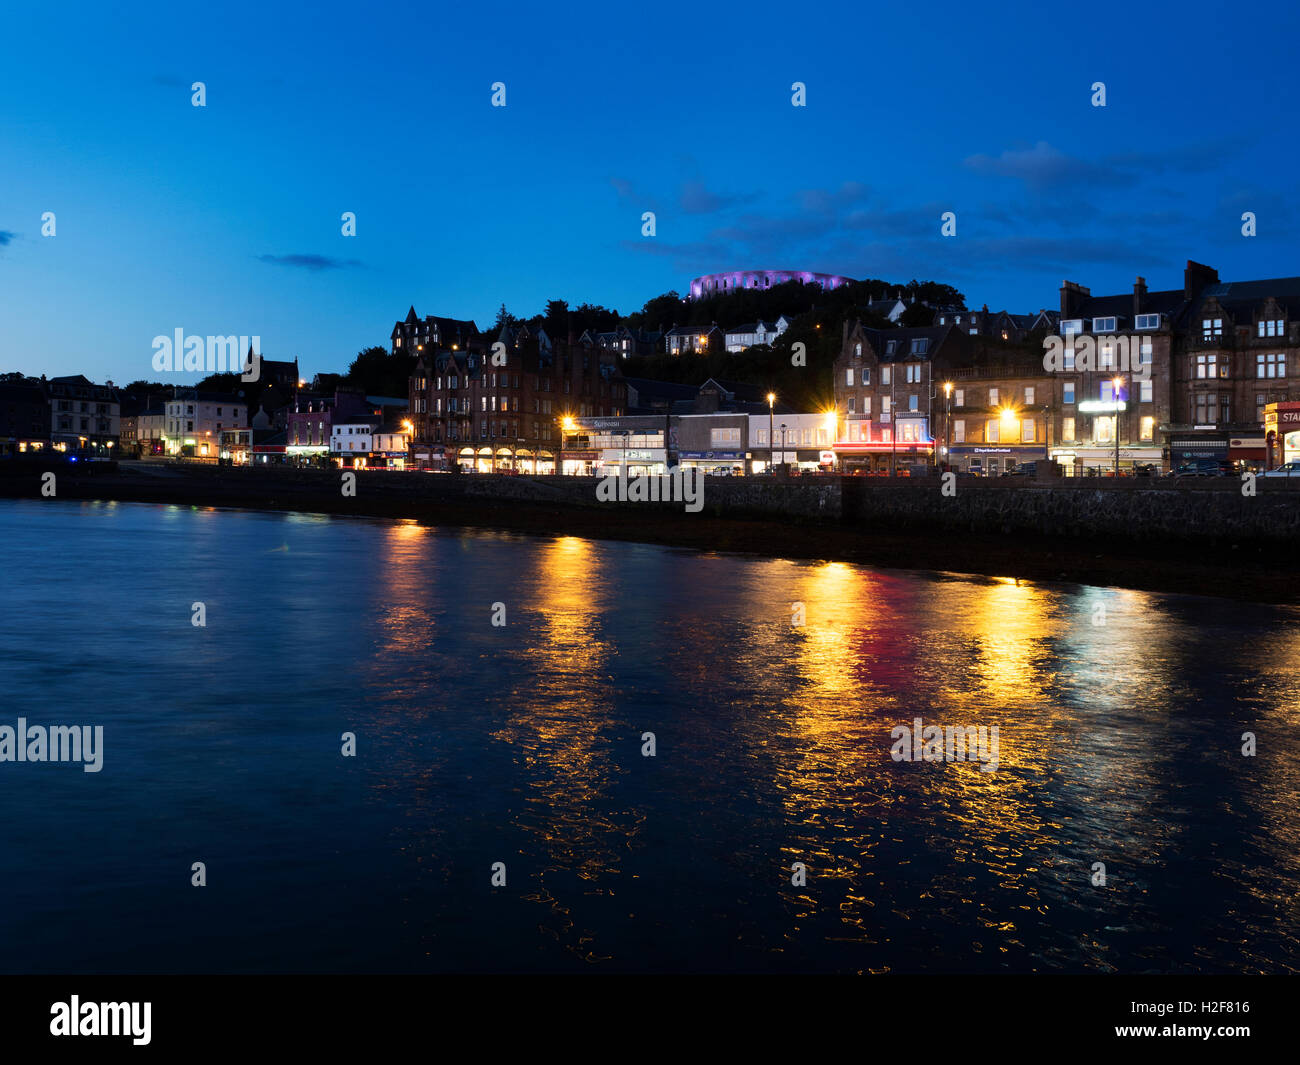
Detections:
[689, 269, 855, 300]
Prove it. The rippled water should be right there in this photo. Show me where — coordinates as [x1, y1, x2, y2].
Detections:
[1, 499, 1297, 973]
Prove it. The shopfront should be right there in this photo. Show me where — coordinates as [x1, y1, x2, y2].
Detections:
[1168, 434, 1229, 468]
[1263, 402, 1300, 466]
[678, 450, 745, 475]
[951, 445, 1046, 476]
[1052, 445, 1163, 476]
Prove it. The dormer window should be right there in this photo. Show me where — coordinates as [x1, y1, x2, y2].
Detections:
[1136, 314, 1160, 330]
[1061, 319, 1082, 336]
[909, 338, 929, 355]
[1093, 317, 1116, 332]
[1202, 318, 1223, 341]
[1258, 318, 1285, 338]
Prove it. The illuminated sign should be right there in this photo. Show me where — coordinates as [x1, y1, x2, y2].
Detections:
[1077, 400, 1127, 413]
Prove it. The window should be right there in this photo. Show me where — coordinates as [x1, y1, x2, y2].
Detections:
[1024, 386, 1035, 405]
[910, 338, 929, 355]
[846, 369, 854, 386]
[953, 420, 965, 443]
[885, 340, 897, 355]
[988, 388, 999, 406]
[1021, 419, 1035, 443]
[1064, 344, 1076, 371]
[1195, 354, 1219, 379]
[710, 427, 741, 447]
[862, 397, 871, 417]
[854, 343, 862, 357]
[1202, 318, 1223, 341]
[1139, 379, 1153, 403]
[1136, 314, 1160, 330]
[1096, 416, 1115, 443]
[1258, 318, 1284, 337]
[846, 398, 855, 414]
[906, 364, 921, 383]
[1061, 319, 1082, 335]
[1140, 416, 1154, 441]
[882, 367, 892, 385]
[1257, 353, 1285, 378]
[882, 396, 891, 418]
[908, 394, 918, 411]
[1139, 338, 1153, 365]
[1193, 394, 1228, 424]
[1100, 381, 1115, 402]
[862, 368, 870, 386]
[1093, 317, 1116, 332]
[1062, 416, 1075, 441]
[985, 420, 999, 443]
[954, 389, 964, 407]
[756, 429, 768, 445]
[1099, 339, 1115, 370]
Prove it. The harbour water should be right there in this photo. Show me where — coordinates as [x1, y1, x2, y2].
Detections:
[1, 499, 1297, 973]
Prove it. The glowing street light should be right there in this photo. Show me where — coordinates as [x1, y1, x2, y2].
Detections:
[767, 393, 776, 474]
[1112, 375, 1124, 476]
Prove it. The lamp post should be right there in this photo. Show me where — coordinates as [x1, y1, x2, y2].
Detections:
[780, 423, 787, 474]
[560, 415, 574, 476]
[889, 367, 897, 477]
[943, 382, 953, 471]
[766, 392, 776, 475]
[1112, 376, 1123, 477]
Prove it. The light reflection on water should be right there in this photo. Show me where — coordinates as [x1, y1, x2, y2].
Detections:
[0, 500, 1298, 973]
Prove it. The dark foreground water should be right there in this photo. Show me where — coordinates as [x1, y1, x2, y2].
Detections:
[0, 499, 1297, 974]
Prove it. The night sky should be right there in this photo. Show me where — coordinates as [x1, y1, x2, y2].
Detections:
[2, 0, 1296, 383]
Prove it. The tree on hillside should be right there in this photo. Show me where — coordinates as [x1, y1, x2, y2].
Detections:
[346, 345, 414, 398]
[494, 304, 519, 331]
[899, 302, 936, 327]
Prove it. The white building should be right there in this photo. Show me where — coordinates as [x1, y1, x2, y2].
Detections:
[724, 318, 791, 353]
[163, 391, 247, 456]
[748, 411, 838, 473]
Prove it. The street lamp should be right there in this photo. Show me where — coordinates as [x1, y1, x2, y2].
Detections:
[766, 392, 776, 475]
[559, 414, 575, 476]
[943, 382, 953, 471]
[780, 422, 787, 474]
[1112, 375, 1123, 477]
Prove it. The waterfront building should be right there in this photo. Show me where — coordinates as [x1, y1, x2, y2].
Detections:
[408, 322, 627, 472]
[748, 411, 838, 473]
[1175, 271, 1300, 468]
[287, 388, 374, 466]
[832, 323, 967, 473]
[162, 390, 248, 457]
[43, 375, 120, 455]
[0, 379, 51, 457]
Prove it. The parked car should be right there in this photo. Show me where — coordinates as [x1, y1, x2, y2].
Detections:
[1262, 461, 1300, 478]
[1173, 460, 1232, 478]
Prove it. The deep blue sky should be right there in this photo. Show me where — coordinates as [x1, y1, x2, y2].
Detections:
[2, 0, 1296, 384]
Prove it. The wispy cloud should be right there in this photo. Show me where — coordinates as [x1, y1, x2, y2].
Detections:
[0, 230, 15, 247]
[964, 141, 1132, 192]
[256, 253, 361, 271]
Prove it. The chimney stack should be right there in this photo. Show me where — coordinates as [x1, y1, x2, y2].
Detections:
[1184, 260, 1219, 301]
[1133, 276, 1147, 317]
[1060, 280, 1091, 319]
